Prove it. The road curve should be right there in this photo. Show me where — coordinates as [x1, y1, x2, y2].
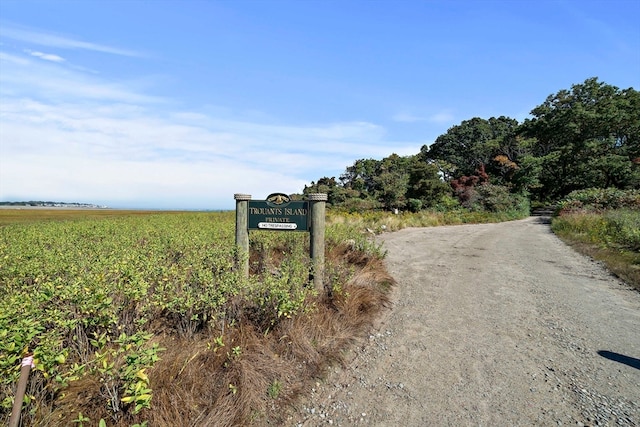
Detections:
[292, 217, 640, 426]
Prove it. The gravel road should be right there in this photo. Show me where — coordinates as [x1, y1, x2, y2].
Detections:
[290, 216, 640, 426]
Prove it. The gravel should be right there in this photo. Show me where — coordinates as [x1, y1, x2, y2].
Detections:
[286, 217, 640, 426]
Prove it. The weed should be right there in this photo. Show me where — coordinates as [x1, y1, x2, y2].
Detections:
[268, 380, 282, 399]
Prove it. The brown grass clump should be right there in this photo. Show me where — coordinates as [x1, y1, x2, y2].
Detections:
[46, 245, 394, 426]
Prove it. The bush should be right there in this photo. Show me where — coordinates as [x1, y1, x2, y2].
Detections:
[407, 198, 423, 213]
[605, 209, 640, 252]
[557, 188, 640, 214]
[552, 209, 640, 252]
[473, 184, 524, 213]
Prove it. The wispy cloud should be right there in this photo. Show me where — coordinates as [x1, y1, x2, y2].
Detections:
[0, 24, 141, 57]
[0, 97, 415, 207]
[0, 22, 424, 208]
[392, 112, 426, 123]
[392, 110, 454, 124]
[0, 51, 29, 65]
[0, 52, 162, 103]
[25, 49, 65, 62]
[0, 47, 417, 208]
[428, 111, 455, 123]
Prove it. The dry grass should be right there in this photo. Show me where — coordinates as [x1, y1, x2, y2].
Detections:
[39, 243, 394, 426]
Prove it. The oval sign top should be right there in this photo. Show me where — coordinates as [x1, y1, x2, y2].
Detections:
[266, 193, 291, 207]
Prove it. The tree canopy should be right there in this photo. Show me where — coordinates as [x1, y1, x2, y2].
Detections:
[521, 77, 640, 200]
[304, 153, 449, 212]
[301, 78, 639, 211]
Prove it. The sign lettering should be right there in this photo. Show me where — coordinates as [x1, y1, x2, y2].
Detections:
[248, 193, 309, 231]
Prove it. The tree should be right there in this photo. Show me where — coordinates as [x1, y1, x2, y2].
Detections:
[303, 176, 352, 206]
[521, 77, 640, 200]
[307, 154, 449, 211]
[372, 154, 411, 210]
[422, 116, 521, 180]
[406, 155, 451, 208]
[339, 158, 380, 194]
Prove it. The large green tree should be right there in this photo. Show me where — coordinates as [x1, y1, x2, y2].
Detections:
[422, 116, 521, 179]
[406, 155, 451, 209]
[521, 77, 640, 200]
[310, 154, 449, 211]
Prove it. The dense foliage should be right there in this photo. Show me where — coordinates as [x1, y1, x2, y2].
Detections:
[522, 78, 640, 200]
[0, 212, 382, 425]
[303, 78, 639, 210]
[556, 188, 640, 214]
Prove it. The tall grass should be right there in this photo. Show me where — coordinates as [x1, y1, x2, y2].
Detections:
[328, 206, 530, 234]
[552, 209, 640, 290]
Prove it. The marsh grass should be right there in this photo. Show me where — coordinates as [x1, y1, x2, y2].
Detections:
[0, 208, 183, 226]
[1, 210, 393, 426]
[2, 204, 530, 426]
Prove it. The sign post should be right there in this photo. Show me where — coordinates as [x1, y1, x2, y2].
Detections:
[234, 192, 327, 292]
[308, 193, 327, 291]
[234, 193, 251, 277]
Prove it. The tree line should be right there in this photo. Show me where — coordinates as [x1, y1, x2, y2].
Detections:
[301, 78, 640, 212]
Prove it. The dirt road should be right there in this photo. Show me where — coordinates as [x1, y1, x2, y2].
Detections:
[291, 217, 640, 426]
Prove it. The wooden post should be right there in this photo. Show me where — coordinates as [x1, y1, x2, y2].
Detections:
[308, 193, 327, 292]
[234, 194, 251, 278]
[9, 354, 33, 427]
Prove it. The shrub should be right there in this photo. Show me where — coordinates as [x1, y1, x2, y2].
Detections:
[473, 184, 529, 214]
[557, 188, 640, 214]
[604, 209, 640, 252]
[407, 198, 423, 213]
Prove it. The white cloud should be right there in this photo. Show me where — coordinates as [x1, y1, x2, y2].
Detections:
[0, 95, 419, 208]
[392, 109, 455, 124]
[25, 49, 65, 62]
[0, 24, 420, 208]
[0, 24, 140, 57]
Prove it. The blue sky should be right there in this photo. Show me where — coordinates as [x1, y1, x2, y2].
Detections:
[1, 0, 638, 209]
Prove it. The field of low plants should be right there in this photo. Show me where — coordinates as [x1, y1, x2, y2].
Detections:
[0, 210, 392, 426]
[552, 188, 640, 291]
[0, 202, 577, 426]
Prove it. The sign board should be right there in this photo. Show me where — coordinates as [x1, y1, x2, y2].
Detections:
[248, 193, 309, 231]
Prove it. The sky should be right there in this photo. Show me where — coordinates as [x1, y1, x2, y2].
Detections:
[1, 0, 639, 210]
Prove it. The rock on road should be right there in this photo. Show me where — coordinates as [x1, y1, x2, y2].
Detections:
[292, 217, 640, 426]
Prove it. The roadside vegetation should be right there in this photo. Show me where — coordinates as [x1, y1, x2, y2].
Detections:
[552, 189, 640, 291]
[0, 211, 394, 426]
[302, 79, 638, 216]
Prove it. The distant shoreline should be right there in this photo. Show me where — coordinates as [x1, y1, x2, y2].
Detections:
[0, 206, 229, 212]
[0, 205, 111, 210]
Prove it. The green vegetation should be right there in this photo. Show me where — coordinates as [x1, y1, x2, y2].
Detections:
[552, 189, 640, 290]
[302, 78, 639, 211]
[1, 211, 392, 426]
[0, 209, 180, 226]
[327, 206, 530, 235]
